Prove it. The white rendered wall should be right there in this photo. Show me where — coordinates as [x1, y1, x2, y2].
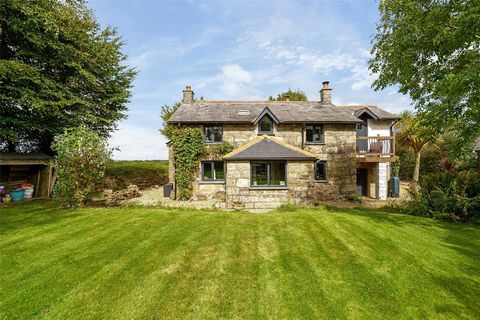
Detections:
[367, 119, 392, 137]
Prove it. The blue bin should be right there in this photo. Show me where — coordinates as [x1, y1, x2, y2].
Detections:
[10, 189, 25, 202]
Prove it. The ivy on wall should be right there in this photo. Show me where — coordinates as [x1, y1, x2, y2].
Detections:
[204, 142, 234, 160]
[170, 127, 205, 200]
[167, 126, 234, 200]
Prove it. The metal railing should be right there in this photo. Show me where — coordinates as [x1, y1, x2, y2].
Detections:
[356, 135, 395, 157]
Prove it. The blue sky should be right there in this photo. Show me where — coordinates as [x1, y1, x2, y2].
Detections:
[88, 0, 412, 160]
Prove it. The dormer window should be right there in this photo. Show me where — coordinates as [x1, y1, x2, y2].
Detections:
[204, 125, 223, 143]
[258, 115, 273, 134]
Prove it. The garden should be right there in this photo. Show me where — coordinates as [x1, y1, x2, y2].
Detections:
[1, 202, 479, 319]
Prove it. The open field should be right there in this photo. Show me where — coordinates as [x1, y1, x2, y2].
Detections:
[104, 160, 168, 189]
[1, 202, 479, 319]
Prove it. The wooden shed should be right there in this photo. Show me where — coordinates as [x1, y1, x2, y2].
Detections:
[0, 153, 55, 198]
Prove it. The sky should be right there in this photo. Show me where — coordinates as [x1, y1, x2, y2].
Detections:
[88, 0, 412, 160]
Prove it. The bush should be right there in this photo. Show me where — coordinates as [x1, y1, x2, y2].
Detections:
[52, 127, 111, 207]
[402, 169, 480, 221]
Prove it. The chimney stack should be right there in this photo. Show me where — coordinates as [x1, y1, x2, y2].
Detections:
[320, 81, 332, 105]
[182, 85, 194, 104]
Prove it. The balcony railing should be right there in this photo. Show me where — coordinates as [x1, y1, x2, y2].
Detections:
[356, 135, 395, 157]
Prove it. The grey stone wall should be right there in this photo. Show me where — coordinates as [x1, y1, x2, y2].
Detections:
[169, 123, 357, 202]
[225, 161, 314, 210]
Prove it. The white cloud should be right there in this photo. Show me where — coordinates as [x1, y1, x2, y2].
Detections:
[221, 64, 252, 83]
[108, 124, 168, 160]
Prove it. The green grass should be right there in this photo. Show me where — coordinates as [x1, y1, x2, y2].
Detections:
[1, 202, 479, 319]
[104, 160, 168, 189]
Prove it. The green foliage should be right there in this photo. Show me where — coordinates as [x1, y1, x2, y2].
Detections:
[170, 127, 205, 200]
[396, 129, 476, 180]
[347, 194, 364, 203]
[395, 111, 439, 181]
[0, 0, 135, 154]
[159, 102, 181, 139]
[52, 127, 111, 207]
[402, 169, 480, 221]
[268, 89, 308, 101]
[391, 161, 400, 177]
[204, 142, 234, 160]
[370, 0, 480, 155]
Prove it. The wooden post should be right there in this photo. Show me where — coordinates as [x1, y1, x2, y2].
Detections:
[377, 134, 381, 157]
[35, 169, 41, 198]
[47, 163, 52, 197]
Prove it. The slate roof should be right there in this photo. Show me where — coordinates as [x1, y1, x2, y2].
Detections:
[168, 101, 365, 124]
[224, 135, 316, 160]
[338, 105, 400, 120]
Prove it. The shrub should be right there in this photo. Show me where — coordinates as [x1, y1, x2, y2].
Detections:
[52, 127, 111, 207]
[402, 169, 480, 221]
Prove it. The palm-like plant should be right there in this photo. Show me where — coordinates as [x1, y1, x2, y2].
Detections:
[396, 111, 438, 182]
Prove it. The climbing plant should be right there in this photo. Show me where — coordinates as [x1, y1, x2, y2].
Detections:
[169, 127, 205, 200]
[204, 142, 234, 160]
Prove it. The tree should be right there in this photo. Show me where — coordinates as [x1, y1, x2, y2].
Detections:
[0, 0, 135, 154]
[268, 89, 307, 101]
[160, 102, 181, 140]
[370, 0, 480, 154]
[52, 127, 111, 207]
[396, 111, 438, 182]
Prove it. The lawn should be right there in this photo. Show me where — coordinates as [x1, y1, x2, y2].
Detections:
[1, 203, 479, 319]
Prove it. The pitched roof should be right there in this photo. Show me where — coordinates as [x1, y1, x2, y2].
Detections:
[475, 139, 480, 151]
[337, 105, 400, 120]
[168, 101, 363, 124]
[224, 135, 316, 160]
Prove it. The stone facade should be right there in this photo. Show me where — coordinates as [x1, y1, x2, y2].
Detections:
[169, 122, 358, 205]
[225, 161, 314, 210]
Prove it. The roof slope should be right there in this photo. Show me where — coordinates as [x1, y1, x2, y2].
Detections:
[224, 135, 316, 160]
[337, 105, 400, 120]
[168, 101, 363, 124]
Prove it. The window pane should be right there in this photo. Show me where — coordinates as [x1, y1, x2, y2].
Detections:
[306, 126, 313, 142]
[251, 162, 268, 186]
[213, 127, 223, 142]
[270, 161, 286, 186]
[214, 162, 224, 180]
[205, 127, 213, 142]
[259, 116, 272, 133]
[315, 161, 327, 180]
[205, 126, 222, 142]
[203, 162, 213, 180]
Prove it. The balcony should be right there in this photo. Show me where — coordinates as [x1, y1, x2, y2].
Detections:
[356, 135, 395, 161]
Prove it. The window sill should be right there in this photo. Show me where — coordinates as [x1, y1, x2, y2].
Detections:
[305, 142, 325, 145]
[257, 133, 275, 136]
[314, 180, 328, 183]
[204, 142, 223, 145]
[199, 180, 225, 184]
[249, 186, 289, 190]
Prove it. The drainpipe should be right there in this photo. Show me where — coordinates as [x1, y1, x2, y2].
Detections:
[301, 123, 305, 149]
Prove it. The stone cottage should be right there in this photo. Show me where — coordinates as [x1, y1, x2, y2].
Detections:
[167, 82, 400, 210]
